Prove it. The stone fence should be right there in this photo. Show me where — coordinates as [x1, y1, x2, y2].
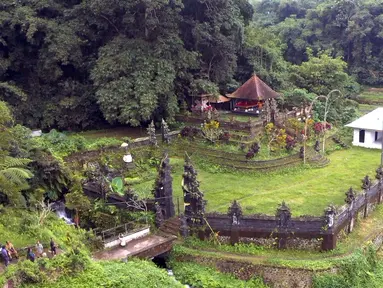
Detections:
[64, 130, 180, 163]
[175, 115, 263, 133]
[192, 177, 383, 251]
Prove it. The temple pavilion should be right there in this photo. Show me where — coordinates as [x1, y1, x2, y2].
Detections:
[227, 75, 280, 115]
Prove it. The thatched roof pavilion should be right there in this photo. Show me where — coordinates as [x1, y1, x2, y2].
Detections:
[199, 94, 231, 103]
[227, 75, 280, 100]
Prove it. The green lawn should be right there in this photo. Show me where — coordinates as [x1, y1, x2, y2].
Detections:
[219, 112, 257, 123]
[136, 147, 381, 216]
[68, 126, 146, 140]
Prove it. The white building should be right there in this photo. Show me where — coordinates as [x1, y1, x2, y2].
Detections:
[345, 107, 383, 149]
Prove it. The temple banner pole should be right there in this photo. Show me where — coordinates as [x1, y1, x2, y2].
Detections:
[381, 119, 383, 167]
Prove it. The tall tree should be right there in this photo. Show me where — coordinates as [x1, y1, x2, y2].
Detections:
[181, 0, 253, 94]
[0, 0, 101, 129]
[90, 0, 196, 125]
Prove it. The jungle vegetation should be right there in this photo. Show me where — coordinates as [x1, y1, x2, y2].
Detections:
[1, 0, 382, 130]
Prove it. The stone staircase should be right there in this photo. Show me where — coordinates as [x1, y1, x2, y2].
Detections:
[157, 217, 181, 238]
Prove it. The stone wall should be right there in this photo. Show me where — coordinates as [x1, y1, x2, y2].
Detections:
[191, 180, 383, 251]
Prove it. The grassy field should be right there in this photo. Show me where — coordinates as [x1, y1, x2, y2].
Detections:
[358, 90, 383, 102]
[359, 103, 381, 115]
[135, 147, 381, 216]
[69, 126, 146, 140]
[219, 112, 257, 123]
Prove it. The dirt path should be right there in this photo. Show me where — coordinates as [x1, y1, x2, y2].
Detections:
[0, 247, 63, 273]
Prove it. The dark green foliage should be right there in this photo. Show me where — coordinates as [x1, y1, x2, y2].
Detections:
[0, 207, 90, 249]
[17, 259, 184, 288]
[313, 247, 383, 288]
[171, 261, 268, 288]
[1, 0, 383, 129]
[254, 0, 383, 86]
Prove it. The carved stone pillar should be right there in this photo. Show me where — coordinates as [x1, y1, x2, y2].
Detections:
[276, 202, 291, 249]
[363, 191, 369, 218]
[322, 205, 337, 251]
[345, 187, 356, 233]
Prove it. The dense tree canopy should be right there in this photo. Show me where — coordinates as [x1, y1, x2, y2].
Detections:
[254, 0, 383, 85]
[0, 0, 382, 129]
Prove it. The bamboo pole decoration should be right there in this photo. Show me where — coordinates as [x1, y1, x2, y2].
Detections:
[381, 119, 383, 167]
[303, 95, 327, 164]
[322, 90, 342, 155]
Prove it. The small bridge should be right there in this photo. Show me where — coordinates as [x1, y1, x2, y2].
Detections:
[93, 218, 180, 260]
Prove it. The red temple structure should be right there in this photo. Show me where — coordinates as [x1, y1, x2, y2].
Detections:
[227, 75, 280, 113]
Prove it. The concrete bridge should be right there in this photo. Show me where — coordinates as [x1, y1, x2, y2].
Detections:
[93, 218, 180, 261]
[93, 234, 176, 260]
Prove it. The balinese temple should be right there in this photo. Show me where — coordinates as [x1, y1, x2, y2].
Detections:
[227, 75, 280, 115]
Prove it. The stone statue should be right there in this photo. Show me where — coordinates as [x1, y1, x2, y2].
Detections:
[299, 146, 304, 159]
[276, 201, 291, 228]
[147, 120, 157, 146]
[161, 119, 171, 144]
[376, 166, 383, 180]
[361, 175, 372, 190]
[228, 200, 243, 225]
[324, 205, 336, 228]
[232, 213, 239, 225]
[345, 187, 356, 205]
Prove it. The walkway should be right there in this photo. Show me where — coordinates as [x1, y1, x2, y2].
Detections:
[93, 234, 174, 260]
[0, 247, 63, 273]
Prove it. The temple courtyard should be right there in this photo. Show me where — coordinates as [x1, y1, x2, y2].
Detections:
[134, 147, 381, 216]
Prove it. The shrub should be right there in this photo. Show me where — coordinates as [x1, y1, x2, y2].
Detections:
[87, 137, 121, 150]
[285, 135, 296, 151]
[313, 246, 383, 288]
[180, 126, 199, 138]
[4, 259, 47, 286]
[219, 131, 230, 143]
[313, 122, 332, 134]
[35, 130, 87, 157]
[121, 137, 132, 143]
[171, 262, 268, 288]
[246, 142, 260, 160]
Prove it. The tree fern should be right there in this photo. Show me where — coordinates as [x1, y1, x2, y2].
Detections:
[0, 155, 33, 204]
[0, 156, 32, 169]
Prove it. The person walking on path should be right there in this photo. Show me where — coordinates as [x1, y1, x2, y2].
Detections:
[50, 238, 57, 256]
[6, 241, 18, 260]
[36, 241, 43, 258]
[1, 246, 10, 267]
[26, 248, 35, 262]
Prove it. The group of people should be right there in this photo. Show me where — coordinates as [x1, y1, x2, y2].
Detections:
[26, 238, 58, 262]
[1, 241, 19, 266]
[1, 238, 58, 266]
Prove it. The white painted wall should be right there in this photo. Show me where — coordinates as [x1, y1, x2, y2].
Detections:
[352, 129, 383, 149]
[104, 227, 150, 249]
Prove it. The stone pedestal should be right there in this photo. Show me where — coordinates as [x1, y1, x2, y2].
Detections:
[230, 227, 239, 245]
[321, 233, 337, 251]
